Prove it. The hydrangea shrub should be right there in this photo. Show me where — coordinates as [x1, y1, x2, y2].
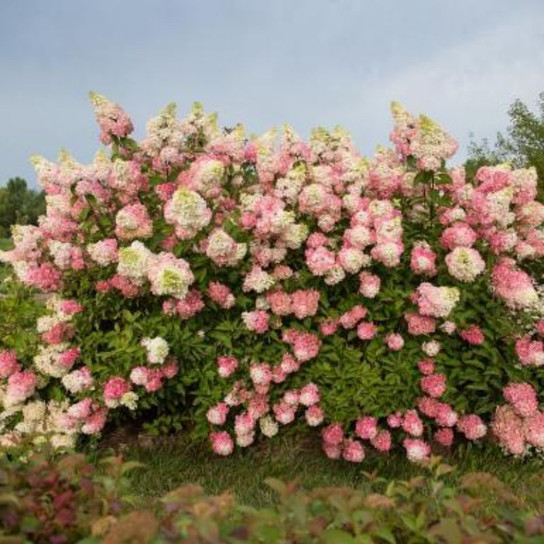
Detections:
[1, 93, 544, 462]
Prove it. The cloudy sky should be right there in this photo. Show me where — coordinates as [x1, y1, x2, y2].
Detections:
[1, 0, 544, 187]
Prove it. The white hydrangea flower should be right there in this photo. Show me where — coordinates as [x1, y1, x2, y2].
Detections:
[205, 229, 247, 267]
[117, 241, 152, 282]
[147, 253, 194, 299]
[422, 340, 441, 357]
[260, 415, 279, 438]
[120, 391, 139, 410]
[164, 188, 211, 238]
[141, 337, 169, 365]
[242, 266, 275, 293]
[34, 343, 71, 378]
[445, 247, 485, 282]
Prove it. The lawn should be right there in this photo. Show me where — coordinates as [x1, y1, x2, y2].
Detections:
[109, 431, 544, 510]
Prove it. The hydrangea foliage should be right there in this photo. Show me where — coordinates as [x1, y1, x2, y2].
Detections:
[1, 93, 544, 462]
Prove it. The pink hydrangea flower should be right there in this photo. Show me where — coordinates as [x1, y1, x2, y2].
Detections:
[248, 395, 269, 420]
[89, 91, 134, 144]
[176, 290, 205, 320]
[67, 398, 93, 420]
[491, 405, 526, 455]
[62, 366, 93, 393]
[217, 356, 239, 378]
[291, 290, 320, 319]
[523, 411, 544, 448]
[206, 402, 229, 425]
[403, 438, 431, 463]
[370, 430, 392, 452]
[339, 305, 368, 329]
[435, 403, 458, 427]
[492, 258, 538, 310]
[434, 428, 454, 447]
[387, 412, 403, 428]
[457, 414, 487, 440]
[58, 347, 81, 370]
[81, 407, 107, 435]
[405, 312, 436, 336]
[416, 282, 459, 318]
[266, 290, 292, 316]
[305, 246, 336, 276]
[115, 203, 153, 240]
[42, 323, 72, 345]
[283, 330, 322, 362]
[59, 299, 83, 315]
[103, 377, 131, 406]
[6, 371, 37, 406]
[250, 363, 272, 387]
[323, 442, 342, 459]
[355, 416, 378, 440]
[503, 383, 538, 418]
[417, 359, 435, 376]
[280, 353, 300, 374]
[402, 410, 423, 436]
[357, 321, 377, 341]
[242, 310, 270, 334]
[342, 439, 365, 462]
[271, 365, 288, 384]
[459, 325, 485, 345]
[305, 405, 324, 426]
[299, 383, 320, 406]
[26, 263, 62, 291]
[420, 374, 447, 398]
[418, 396, 439, 418]
[0, 350, 19, 379]
[385, 332, 404, 351]
[234, 412, 255, 435]
[359, 271, 381, 298]
[208, 282, 236, 309]
[210, 431, 234, 455]
[322, 423, 344, 446]
[440, 223, 477, 250]
[273, 402, 297, 425]
[410, 242, 437, 276]
[162, 360, 178, 379]
[320, 318, 339, 336]
[515, 336, 544, 367]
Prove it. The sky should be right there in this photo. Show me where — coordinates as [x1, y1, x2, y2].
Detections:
[1, 0, 544, 187]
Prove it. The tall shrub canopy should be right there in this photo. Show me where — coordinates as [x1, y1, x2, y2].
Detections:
[1, 94, 544, 461]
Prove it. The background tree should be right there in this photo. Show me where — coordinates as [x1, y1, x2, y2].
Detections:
[0, 178, 45, 238]
[467, 92, 544, 195]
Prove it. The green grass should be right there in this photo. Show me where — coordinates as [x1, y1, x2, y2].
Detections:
[116, 432, 544, 509]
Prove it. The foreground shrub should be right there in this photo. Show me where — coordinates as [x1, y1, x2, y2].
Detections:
[1, 94, 544, 461]
[3, 452, 544, 543]
[0, 450, 136, 543]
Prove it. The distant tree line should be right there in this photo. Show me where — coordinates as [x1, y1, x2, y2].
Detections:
[0, 178, 45, 238]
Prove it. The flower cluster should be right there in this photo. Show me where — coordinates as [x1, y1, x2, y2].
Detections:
[492, 383, 544, 455]
[1, 94, 543, 463]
